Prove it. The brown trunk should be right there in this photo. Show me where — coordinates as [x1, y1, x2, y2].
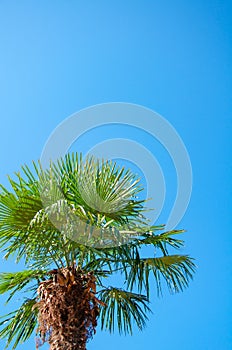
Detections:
[36, 267, 103, 350]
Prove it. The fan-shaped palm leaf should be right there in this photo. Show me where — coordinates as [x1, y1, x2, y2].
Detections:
[98, 287, 151, 334]
[0, 298, 37, 350]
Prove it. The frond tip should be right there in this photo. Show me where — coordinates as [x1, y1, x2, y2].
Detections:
[0, 299, 37, 350]
[0, 270, 47, 303]
[126, 254, 195, 296]
[98, 287, 151, 335]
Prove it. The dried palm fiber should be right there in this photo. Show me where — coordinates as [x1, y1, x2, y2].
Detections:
[36, 266, 104, 350]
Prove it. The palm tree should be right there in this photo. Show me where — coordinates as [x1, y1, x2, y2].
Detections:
[0, 153, 195, 350]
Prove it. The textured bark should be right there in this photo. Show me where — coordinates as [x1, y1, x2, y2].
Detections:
[36, 267, 104, 350]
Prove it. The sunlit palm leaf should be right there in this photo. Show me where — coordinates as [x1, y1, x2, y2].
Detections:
[0, 270, 47, 303]
[126, 255, 195, 296]
[98, 287, 151, 335]
[0, 298, 37, 350]
[138, 229, 186, 252]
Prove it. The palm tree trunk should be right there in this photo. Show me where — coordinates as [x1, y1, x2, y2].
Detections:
[48, 326, 87, 350]
[36, 268, 100, 350]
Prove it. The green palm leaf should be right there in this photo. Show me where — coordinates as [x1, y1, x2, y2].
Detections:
[0, 298, 37, 350]
[126, 254, 195, 296]
[98, 287, 151, 335]
[0, 270, 47, 303]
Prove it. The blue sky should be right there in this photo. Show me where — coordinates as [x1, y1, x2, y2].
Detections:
[0, 1, 231, 349]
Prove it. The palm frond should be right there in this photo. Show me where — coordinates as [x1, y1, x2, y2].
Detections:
[0, 270, 47, 303]
[126, 255, 195, 296]
[138, 229, 185, 250]
[51, 153, 147, 225]
[98, 287, 151, 335]
[0, 153, 149, 259]
[0, 298, 37, 350]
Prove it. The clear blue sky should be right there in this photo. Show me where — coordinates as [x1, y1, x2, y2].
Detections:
[0, 1, 231, 349]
